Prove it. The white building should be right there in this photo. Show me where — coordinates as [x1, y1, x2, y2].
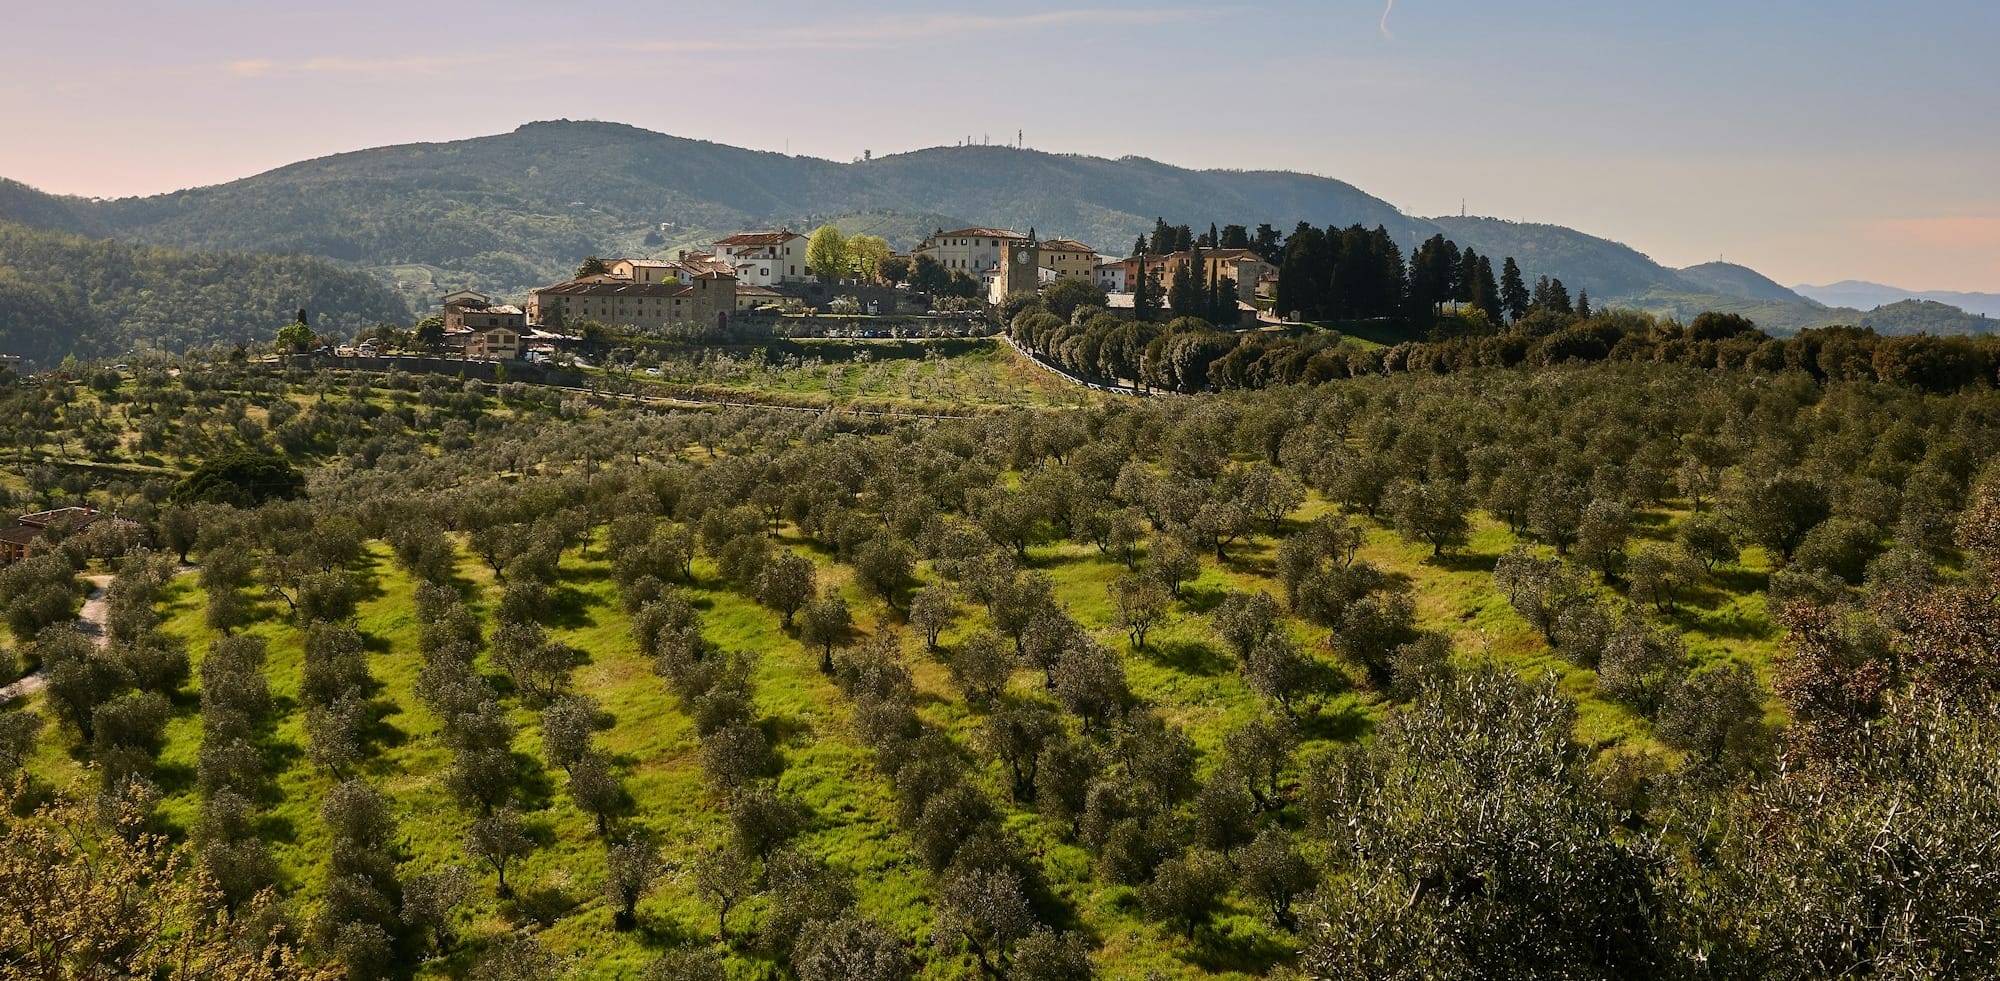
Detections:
[712, 231, 812, 287]
[913, 227, 1028, 275]
[1094, 261, 1127, 294]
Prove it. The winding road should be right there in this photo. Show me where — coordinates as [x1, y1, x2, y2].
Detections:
[0, 572, 115, 704]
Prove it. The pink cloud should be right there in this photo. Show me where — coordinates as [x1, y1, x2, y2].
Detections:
[1869, 215, 2000, 249]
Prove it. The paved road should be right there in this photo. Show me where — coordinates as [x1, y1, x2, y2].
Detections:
[2, 572, 118, 704]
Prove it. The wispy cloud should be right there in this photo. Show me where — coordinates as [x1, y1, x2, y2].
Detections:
[225, 7, 1214, 73]
[629, 8, 1210, 53]
[1380, 0, 1397, 39]
[220, 51, 503, 80]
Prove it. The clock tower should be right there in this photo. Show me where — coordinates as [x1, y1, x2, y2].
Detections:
[999, 238, 1042, 298]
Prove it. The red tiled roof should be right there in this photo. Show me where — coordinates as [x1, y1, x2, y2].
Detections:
[534, 280, 696, 298]
[714, 231, 801, 247]
[937, 227, 1027, 240]
[18, 507, 96, 529]
[0, 526, 43, 546]
[1039, 238, 1093, 252]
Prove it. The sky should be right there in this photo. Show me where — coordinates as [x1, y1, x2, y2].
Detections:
[2, 0, 1996, 291]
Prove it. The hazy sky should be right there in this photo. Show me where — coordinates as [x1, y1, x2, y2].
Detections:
[4, 0, 1996, 290]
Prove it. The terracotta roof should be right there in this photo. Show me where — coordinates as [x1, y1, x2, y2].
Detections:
[1039, 238, 1093, 252]
[735, 284, 784, 297]
[455, 304, 523, 316]
[534, 280, 697, 298]
[0, 526, 43, 546]
[18, 507, 96, 529]
[1163, 248, 1267, 262]
[714, 231, 801, 247]
[677, 256, 737, 277]
[937, 227, 1027, 240]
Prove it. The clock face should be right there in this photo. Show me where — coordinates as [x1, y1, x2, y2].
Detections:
[1016, 251, 1030, 264]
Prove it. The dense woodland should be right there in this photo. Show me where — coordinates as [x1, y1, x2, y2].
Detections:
[0, 221, 411, 367]
[2, 346, 2000, 979]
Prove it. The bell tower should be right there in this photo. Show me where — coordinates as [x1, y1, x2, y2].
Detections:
[1001, 238, 1042, 297]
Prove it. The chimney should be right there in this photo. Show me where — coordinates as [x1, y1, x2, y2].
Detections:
[678, 250, 686, 261]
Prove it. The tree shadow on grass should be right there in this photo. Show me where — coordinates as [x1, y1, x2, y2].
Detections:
[256, 812, 300, 847]
[1184, 919, 1298, 976]
[1298, 702, 1372, 743]
[633, 916, 709, 951]
[1711, 566, 1771, 595]
[360, 698, 408, 754]
[513, 752, 557, 811]
[1178, 584, 1229, 615]
[1428, 549, 1500, 575]
[542, 585, 599, 631]
[509, 881, 580, 929]
[1138, 639, 1232, 677]
[152, 760, 196, 797]
[760, 712, 814, 750]
[1670, 607, 1778, 643]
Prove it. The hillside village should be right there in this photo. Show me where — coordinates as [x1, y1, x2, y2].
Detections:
[424, 225, 1279, 362]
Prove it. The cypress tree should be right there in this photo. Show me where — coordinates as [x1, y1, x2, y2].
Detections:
[1501, 258, 1531, 323]
[1548, 278, 1574, 315]
[1575, 288, 1592, 319]
[1473, 255, 1502, 325]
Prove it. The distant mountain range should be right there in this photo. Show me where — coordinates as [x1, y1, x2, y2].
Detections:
[0, 119, 1993, 354]
[1794, 280, 2000, 319]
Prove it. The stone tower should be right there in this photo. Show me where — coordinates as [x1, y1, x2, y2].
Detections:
[1000, 236, 1042, 298]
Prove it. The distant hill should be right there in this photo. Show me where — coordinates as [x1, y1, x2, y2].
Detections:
[1676, 261, 1817, 305]
[1429, 219, 1855, 333]
[1795, 280, 2000, 319]
[2, 119, 1993, 340]
[1859, 298, 1997, 337]
[0, 178, 103, 236]
[47, 120, 1430, 301]
[0, 220, 410, 367]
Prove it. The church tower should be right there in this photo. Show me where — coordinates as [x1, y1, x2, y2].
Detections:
[1000, 237, 1042, 297]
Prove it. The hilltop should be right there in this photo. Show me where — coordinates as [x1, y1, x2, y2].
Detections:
[0, 122, 1835, 324]
[0, 120, 1990, 344]
[1795, 279, 2000, 319]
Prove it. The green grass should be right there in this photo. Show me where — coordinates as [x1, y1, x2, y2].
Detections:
[16, 481, 1788, 978]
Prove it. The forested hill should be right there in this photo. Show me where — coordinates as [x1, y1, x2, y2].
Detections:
[1, 121, 1431, 299]
[1675, 261, 1817, 305]
[0, 220, 411, 366]
[0, 120, 1985, 336]
[1861, 298, 1997, 336]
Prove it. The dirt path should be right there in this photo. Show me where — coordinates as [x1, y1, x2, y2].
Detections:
[0, 573, 116, 704]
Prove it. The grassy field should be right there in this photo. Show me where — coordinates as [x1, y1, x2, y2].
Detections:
[4, 350, 1809, 979]
[13, 473, 1782, 978]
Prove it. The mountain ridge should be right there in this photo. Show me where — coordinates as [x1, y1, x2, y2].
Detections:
[1794, 280, 2000, 319]
[0, 119, 1984, 337]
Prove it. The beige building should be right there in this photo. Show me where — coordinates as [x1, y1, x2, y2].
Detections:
[1036, 238, 1098, 281]
[734, 283, 785, 312]
[1157, 248, 1275, 304]
[442, 290, 527, 332]
[529, 273, 735, 336]
[465, 324, 523, 360]
[913, 227, 1028, 275]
